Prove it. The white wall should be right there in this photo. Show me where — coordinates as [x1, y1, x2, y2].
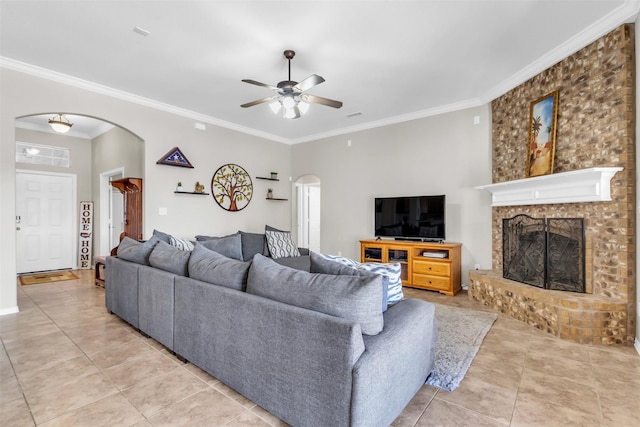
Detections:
[291, 105, 493, 285]
[0, 68, 291, 313]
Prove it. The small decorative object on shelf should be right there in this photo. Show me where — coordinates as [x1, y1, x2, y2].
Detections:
[195, 181, 205, 193]
[267, 188, 273, 199]
[270, 172, 278, 180]
[176, 182, 184, 192]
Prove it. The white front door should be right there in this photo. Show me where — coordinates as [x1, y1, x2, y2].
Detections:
[16, 171, 75, 273]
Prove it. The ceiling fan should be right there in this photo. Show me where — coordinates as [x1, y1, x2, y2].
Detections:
[241, 50, 343, 119]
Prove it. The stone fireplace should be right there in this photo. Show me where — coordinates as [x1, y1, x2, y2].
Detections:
[468, 25, 636, 345]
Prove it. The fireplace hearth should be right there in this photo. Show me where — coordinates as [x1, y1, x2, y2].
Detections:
[502, 215, 585, 293]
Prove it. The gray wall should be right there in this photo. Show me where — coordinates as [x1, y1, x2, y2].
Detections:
[291, 105, 494, 286]
[92, 126, 144, 254]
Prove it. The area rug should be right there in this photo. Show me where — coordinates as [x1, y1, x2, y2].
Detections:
[19, 270, 79, 285]
[426, 304, 497, 391]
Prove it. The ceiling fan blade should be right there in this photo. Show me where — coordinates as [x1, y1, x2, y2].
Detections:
[293, 74, 325, 92]
[241, 96, 277, 108]
[242, 79, 278, 91]
[301, 94, 343, 109]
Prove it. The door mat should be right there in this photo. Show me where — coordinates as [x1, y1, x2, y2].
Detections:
[19, 270, 79, 285]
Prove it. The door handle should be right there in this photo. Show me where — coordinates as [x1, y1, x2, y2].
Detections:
[16, 226, 21, 231]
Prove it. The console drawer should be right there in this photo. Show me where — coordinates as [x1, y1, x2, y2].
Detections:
[413, 260, 450, 277]
[412, 274, 450, 291]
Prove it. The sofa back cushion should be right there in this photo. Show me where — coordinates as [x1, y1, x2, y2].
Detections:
[189, 243, 251, 291]
[117, 236, 160, 265]
[149, 240, 191, 276]
[196, 232, 243, 260]
[247, 254, 383, 335]
[238, 231, 269, 261]
[309, 252, 389, 312]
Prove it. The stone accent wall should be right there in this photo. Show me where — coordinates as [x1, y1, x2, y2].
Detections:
[472, 25, 636, 344]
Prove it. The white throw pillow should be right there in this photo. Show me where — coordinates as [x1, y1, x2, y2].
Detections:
[170, 236, 194, 251]
[265, 230, 300, 259]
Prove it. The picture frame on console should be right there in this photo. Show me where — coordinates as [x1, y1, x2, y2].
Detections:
[526, 90, 558, 178]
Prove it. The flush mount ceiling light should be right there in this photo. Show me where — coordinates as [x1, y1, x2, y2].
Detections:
[241, 50, 342, 119]
[48, 114, 73, 133]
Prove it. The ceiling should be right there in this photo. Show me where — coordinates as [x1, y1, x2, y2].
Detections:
[2, 1, 639, 144]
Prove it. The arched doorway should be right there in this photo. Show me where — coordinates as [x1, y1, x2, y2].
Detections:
[295, 175, 321, 253]
[14, 113, 143, 271]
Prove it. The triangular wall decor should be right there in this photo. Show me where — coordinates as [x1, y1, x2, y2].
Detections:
[156, 146, 194, 168]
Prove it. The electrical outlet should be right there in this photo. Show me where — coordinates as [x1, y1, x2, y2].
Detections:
[474, 264, 480, 270]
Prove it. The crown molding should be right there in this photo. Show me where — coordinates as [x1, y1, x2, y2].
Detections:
[0, 57, 291, 145]
[2, 0, 638, 146]
[482, 0, 640, 104]
[291, 98, 484, 144]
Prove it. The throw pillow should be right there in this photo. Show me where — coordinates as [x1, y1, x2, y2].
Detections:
[116, 236, 160, 265]
[358, 262, 403, 305]
[189, 243, 251, 291]
[265, 230, 300, 259]
[198, 232, 243, 260]
[319, 253, 359, 268]
[149, 240, 191, 276]
[238, 231, 269, 261]
[247, 254, 383, 335]
[170, 236, 194, 251]
[310, 252, 389, 312]
[152, 229, 173, 244]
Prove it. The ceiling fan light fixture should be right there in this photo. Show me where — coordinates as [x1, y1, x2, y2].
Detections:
[48, 114, 73, 133]
[269, 101, 281, 114]
[281, 94, 296, 109]
[284, 107, 297, 119]
[298, 101, 310, 115]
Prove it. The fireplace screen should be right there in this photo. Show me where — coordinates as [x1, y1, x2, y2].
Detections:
[503, 215, 585, 292]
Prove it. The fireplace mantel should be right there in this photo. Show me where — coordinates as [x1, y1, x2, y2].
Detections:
[475, 167, 623, 206]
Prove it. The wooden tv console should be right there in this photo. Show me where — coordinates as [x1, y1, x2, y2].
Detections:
[360, 239, 462, 296]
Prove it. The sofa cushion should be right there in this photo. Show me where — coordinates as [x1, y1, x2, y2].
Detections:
[239, 231, 269, 261]
[117, 236, 160, 265]
[149, 240, 191, 276]
[170, 236, 194, 251]
[247, 254, 383, 335]
[265, 230, 300, 259]
[197, 233, 243, 260]
[310, 252, 388, 312]
[152, 229, 173, 243]
[189, 243, 251, 291]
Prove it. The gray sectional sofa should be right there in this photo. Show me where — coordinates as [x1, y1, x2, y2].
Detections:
[105, 231, 437, 427]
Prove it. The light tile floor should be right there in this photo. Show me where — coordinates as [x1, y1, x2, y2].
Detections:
[1, 270, 639, 426]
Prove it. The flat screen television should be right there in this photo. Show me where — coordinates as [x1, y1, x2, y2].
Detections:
[374, 195, 446, 241]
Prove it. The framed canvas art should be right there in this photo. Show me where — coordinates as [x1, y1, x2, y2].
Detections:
[526, 90, 559, 177]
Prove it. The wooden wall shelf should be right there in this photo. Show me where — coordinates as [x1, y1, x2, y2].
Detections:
[266, 198, 288, 201]
[256, 177, 280, 181]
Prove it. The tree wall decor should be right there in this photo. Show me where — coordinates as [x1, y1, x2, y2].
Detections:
[211, 164, 253, 211]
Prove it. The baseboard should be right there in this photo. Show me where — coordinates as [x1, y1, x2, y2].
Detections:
[635, 338, 640, 356]
[0, 306, 19, 316]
